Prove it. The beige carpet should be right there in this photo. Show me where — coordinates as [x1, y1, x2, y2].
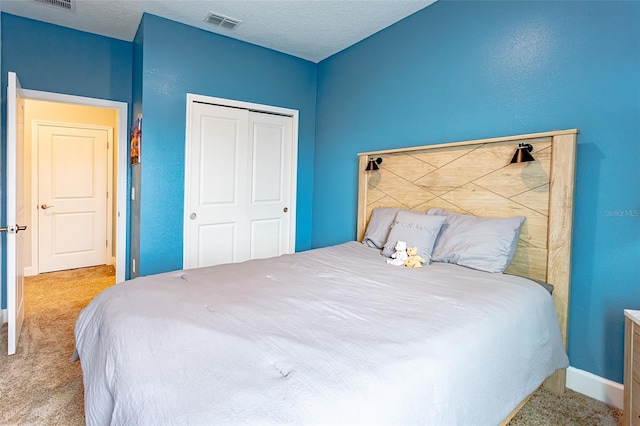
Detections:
[0, 265, 114, 425]
[0, 265, 623, 425]
[509, 387, 622, 426]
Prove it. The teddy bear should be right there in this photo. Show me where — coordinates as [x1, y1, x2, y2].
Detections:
[386, 240, 408, 266]
[404, 246, 426, 268]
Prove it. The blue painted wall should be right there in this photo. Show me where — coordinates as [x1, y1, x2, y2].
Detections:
[0, 13, 133, 308]
[314, 0, 640, 383]
[1, 14, 132, 102]
[135, 14, 317, 276]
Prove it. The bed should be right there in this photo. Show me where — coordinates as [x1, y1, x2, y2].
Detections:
[74, 129, 578, 425]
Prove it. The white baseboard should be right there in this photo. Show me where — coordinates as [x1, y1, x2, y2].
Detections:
[2, 309, 7, 324]
[566, 366, 624, 409]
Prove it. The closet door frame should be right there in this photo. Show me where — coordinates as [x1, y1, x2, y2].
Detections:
[183, 94, 299, 268]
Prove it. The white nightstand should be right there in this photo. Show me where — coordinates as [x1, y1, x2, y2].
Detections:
[624, 309, 640, 426]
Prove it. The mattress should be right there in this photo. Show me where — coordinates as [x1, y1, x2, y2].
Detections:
[74, 242, 569, 425]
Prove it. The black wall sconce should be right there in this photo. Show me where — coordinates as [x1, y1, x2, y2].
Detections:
[510, 143, 535, 163]
[365, 157, 383, 171]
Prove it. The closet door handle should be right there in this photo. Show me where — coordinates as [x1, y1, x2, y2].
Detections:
[41, 204, 55, 209]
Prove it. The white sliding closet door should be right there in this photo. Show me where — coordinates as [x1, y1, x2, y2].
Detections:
[185, 100, 295, 269]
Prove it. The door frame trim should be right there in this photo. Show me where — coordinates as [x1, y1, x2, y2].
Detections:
[183, 94, 299, 267]
[21, 88, 128, 283]
[30, 121, 114, 275]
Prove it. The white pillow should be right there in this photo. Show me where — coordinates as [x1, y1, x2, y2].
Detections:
[382, 210, 446, 264]
[427, 208, 525, 273]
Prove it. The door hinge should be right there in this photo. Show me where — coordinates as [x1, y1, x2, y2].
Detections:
[106, 239, 108, 247]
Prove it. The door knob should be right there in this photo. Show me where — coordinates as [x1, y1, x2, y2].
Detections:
[41, 204, 55, 209]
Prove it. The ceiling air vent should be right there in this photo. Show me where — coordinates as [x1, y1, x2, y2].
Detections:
[204, 12, 242, 30]
[33, 0, 75, 12]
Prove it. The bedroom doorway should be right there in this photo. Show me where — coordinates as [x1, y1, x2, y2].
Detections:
[18, 90, 128, 284]
[183, 95, 298, 268]
[3, 72, 126, 355]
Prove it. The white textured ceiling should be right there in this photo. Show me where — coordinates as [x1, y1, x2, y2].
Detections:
[1, 0, 436, 62]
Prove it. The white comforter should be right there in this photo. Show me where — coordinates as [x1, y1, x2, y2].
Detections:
[75, 242, 568, 425]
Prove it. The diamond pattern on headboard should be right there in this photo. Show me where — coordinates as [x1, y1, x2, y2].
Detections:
[362, 137, 552, 281]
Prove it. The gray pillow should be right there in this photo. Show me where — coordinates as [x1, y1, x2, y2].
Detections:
[381, 211, 447, 263]
[427, 208, 525, 273]
[534, 280, 554, 295]
[362, 208, 402, 249]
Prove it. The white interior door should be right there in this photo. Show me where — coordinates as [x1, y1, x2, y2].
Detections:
[38, 125, 108, 273]
[186, 103, 249, 268]
[247, 112, 293, 260]
[185, 101, 294, 268]
[6, 72, 27, 355]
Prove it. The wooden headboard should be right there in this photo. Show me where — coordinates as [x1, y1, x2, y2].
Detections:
[357, 129, 578, 394]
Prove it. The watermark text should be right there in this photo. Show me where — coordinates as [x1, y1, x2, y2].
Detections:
[604, 209, 639, 217]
